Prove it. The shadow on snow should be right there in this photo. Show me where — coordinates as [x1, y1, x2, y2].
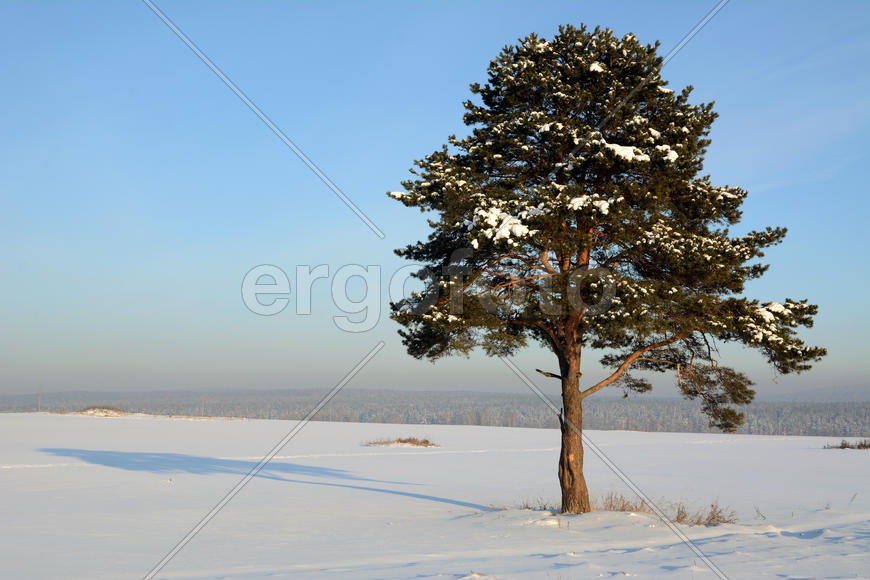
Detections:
[39, 447, 492, 511]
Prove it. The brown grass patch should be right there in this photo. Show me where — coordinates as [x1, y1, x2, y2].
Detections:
[825, 439, 870, 450]
[593, 492, 735, 526]
[78, 406, 130, 417]
[365, 436, 438, 448]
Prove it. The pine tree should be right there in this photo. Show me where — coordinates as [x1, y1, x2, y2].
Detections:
[388, 24, 826, 514]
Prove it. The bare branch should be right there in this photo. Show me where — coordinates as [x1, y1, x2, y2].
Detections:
[535, 368, 563, 380]
[580, 336, 682, 399]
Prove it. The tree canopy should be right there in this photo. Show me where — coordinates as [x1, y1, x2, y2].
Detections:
[388, 24, 825, 432]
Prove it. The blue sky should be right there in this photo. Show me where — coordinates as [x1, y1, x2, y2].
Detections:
[1, 1, 868, 398]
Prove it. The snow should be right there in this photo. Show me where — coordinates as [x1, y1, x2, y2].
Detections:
[567, 194, 620, 216]
[604, 142, 650, 163]
[764, 302, 790, 315]
[656, 144, 679, 163]
[567, 195, 588, 210]
[470, 206, 539, 246]
[591, 199, 611, 215]
[477, 208, 531, 242]
[1, 413, 868, 579]
[757, 308, 777, 324]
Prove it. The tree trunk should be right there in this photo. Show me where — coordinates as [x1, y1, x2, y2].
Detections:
[558, 357, 591, 513]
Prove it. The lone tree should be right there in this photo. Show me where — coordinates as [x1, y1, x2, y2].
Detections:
[388, 25, 825, 514]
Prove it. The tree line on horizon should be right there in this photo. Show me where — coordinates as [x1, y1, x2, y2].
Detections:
[3, 389, 865, 438]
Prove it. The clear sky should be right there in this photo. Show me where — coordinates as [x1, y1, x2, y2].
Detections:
[1, 0, 868, 399]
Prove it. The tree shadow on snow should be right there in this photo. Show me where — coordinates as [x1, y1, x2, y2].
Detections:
[40, 448, 379, 481]
[39, 448, 491, 511]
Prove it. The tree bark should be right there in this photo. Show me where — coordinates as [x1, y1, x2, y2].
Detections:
[558, 351, 591, 514]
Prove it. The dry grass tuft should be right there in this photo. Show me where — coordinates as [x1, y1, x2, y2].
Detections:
[513, 492, 736, 525]
[594, 492, 736, 526]
[825, 439, 870, 450]
[365, 436, 438, 448]
[78, 406, 129, 417]
[519, 497, 558, 511]
[676, 501, 737, 526]
[596, 491, 650, 514]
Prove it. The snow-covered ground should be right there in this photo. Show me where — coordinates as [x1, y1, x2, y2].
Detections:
[1, 412, 868, 579]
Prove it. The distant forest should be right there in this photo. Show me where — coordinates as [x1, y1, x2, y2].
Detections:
[1, 389, 867, 437]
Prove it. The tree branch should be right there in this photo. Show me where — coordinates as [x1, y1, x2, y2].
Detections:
[536, 368, 562, 380]
[636, 357, 678, 365]
[540, 246, 557, 274]
[579, 336, 682, 399]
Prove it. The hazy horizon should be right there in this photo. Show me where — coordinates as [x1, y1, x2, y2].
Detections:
[3, 382, 869, 404]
